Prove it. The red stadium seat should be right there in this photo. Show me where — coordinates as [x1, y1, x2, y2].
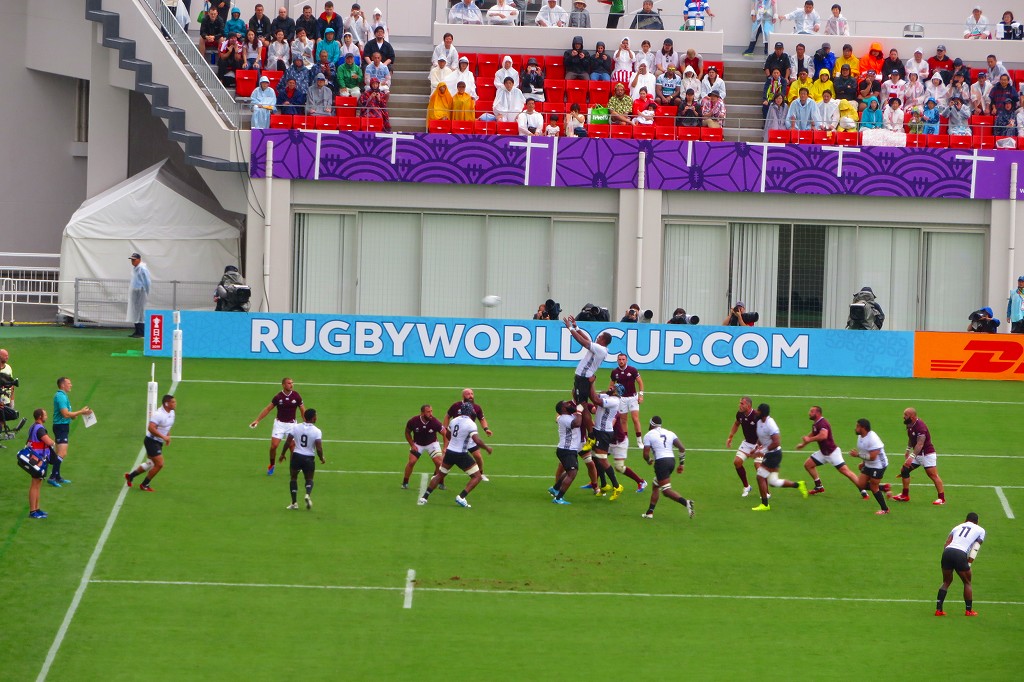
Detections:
[589, 80, 612, 102]
[428, 119, 452, 134]
[335, 95, 357, 112]
[496, 120, 519, 135]
[475, 120, 497, 135]
[655, 125, 675, 140]
[677, 126, 701, 141]
[566, 83, 588, 105]
[361, 118, 383, 132]
[476, 82, 497, 103]
[291, 115, 311, 129]
[269, 114, 292, 129]
[767, 129, 792, 143]
[974, 135, 995, 149]
[544, 55, 565, 80]
[905, 133, 926, 148]
[451, 120, 475, 134]
[949, 134, 972, 149]
[611, 125, 634, 139]
[476, 101, 493, 116]
[263, 70, 284, 91]
[793, 129, 814, 144]
[315, 117, 338, 130]
[926, 134, 949, 148]
[478, 54, 500, 78]
[969, 67, 986, 83]
[633, 125, 656, 139]
[506, 55, 522, 71]
[545, 80, 565, 104]
[837, 130, 859, 146]
[586, 124, 610, 138]
[700, 127, 724, 142]
[970, 115, 994, 136]
[814, 130, 839, 145]
[459, 53, 476, 73]
[336, 117, 359, 131]
[235, 70, 257, 97]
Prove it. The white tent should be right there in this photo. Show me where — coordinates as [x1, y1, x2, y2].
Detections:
[59, 161, 244, 322]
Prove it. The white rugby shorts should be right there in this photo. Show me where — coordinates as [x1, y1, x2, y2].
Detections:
[617, 395, 640, 414]
[610, 438, 628, 459]
[415, 442, 443, 458]
[734, 440, 757, 460]
[272, 419, 296, 440]
[811, 447, 846, 467]
[913, 452, 938, 468]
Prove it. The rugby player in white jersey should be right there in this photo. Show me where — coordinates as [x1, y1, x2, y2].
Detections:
[419, 403, 493, 508]
[750, 402, 808, 511]
[935, 512, 985, 616]
[563, 315, 612, 451]
[849, 418, 890, 515]
[641, 415, 694, 520]
[125, 394, 176, 492]
[284, 408, 325, 510]
[548, 400, 583, 504]
[725, 396, 759, 496]
[588, 382, 625, 499]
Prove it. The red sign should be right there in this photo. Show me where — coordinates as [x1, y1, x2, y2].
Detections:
[149, 314, 164, 351]
[914, 332, 1024, 381]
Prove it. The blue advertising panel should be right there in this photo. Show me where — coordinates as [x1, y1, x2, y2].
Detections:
[145, 311, 914, 378]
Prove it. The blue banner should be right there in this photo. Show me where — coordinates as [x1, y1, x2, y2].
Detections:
[144, 311, 914, 377]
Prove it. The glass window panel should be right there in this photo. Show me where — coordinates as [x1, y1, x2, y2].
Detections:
[662, 223, 728, 324]
[421, 214, 487, 318]
[552, 220, 615, 317]
[486, 216, 549, 319]
[358, 212, 421, 316]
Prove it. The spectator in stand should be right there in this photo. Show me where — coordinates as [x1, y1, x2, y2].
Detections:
[701, 90, 726, 127]
[701, 65, 726, 101]
[997, 11, 1023, 40]
[833, 42, 858, 77]
[676, 89, 702, 126]
[880, 70, 906, 103]
[430, 56, 453, 92]
[837, 97, 858, 130]
[883, 97, 904, 131]
[613, 38, 636, 84]
[209, 0, 230, 23]
[319, 28, 341, 64]
[566, 102, 587, 136]
[631, 0, 664, 30]
[452, 81, 475, 120]
[970, 71, 992, 113]
[788, 67, 813, 102]
[488, 0, 520, 25]
[449, 0, 484, 25]
[857, 70, 881, 110]
[271, 7, 296, 41]
[340, 32, 361, 64]
[811, 68, 834, 102]
[277, 76, 307, 115]
[371, 8, 389, 40]
[634, 101, 657, 125]
[789, 43, 814, 81]
[630, 62, 656, 101]
[905, 48, 929, 81]
[267, 30, 291, 71]
[762, 67, 787, 118]
[364, 25, 395, 68]
[251, 76, 277, 128]
[683, 48, 704, 77]
[818, 89, 839, 131]
[681, 65, 702, 98]
[903, 71, 925, 111]
[921, 97, 940, 134]
[633, 86, 655, 114]
[745, 0, 779, 57]
[813, 43, 835, 77]
[446, 56, 477, 99]
[494, 77, 526, 122]
[545, 114, 562, 136]
[782, 1, 820, 34]
[823, 3, 848, 35]
[200, 8, 224, 61]
[225, 8, 246, 40]
[925, 73, 949, 108]
[343, 3, 369, 46]
[590, 41, 613, 81]
[494, 56, 520, 90]
[242, 30, 264, 70]
[906, 106, 924, 133]
[427, 82, 453, 122]
[1009, 274, 1024, 333]
[364, 52, 391, 91]
[764, 92, 788, 139]
[683, 0, 715, 30]
[882, 49, 905, 80]
[296, 5, 320, 41]
[282, 55, 312, 98]
[565, 36, 591, 81]
[216, 34, 244, 85]
[993, 96, 1017, 136]
[517, 98, 544, 135]
[787, 86, 818, 128]
[358, 78, 390, 130]
[859, 95, 882, 129]
[433, 33, 458, 68]
[951, 59, 972, 85]
[860, 42, 884, 76]
[987, 54, 1010, 82]
[608, 82, 634, 124]
[521, 58, 546, 102]
[569, 1, 591, 28]
[338, 52, 363, 96]
[537, 0, 569, 27]
[949, 72, 970, 106]
[635, 40, 657, 75]
[764, 41, 791, 78]
[989, 73, 1017, 115]
[833, 63, 857, 101]
[293, 28, 316, 69]
[307, 73, 334, 115]
[945, 95, 973, 135]
[656, 65, 683, 107]
[315, 50, 337, 91]
[965, 6, 991, 39]
[862, 96, 904, 145]
[249, 4, 272, 40]
[606, 0, 625, 29]
[927, 46, 953, 83]
[653, 39, 678, 76]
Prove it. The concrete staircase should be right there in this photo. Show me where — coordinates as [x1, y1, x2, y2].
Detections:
[388, 49, 434, 133]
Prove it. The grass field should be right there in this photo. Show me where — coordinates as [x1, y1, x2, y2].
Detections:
[0, 327, 1021, 681]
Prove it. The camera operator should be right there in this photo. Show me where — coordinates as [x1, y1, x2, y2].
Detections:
[576, 303, 610, 323]
[723, 301, 758, 327]
[533, 304, 550, 320]
[534, 298, 561, 321]
[620, 304, 640, 323]
[0, 348, 24, 434]
[214, 265, 251, 312]
[967, 307, 1001, 333]
[846, 286, 885, 330]
[667, 308, 700, 324]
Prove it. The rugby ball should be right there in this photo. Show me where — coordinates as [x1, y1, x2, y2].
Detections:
[482, 295, 502, 307]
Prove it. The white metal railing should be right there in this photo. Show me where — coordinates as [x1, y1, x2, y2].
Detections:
[138, 0, 243, 128]
[0, 266, 63, 325]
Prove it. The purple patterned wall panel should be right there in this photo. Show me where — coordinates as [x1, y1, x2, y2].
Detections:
[251, 130, 1024, 200]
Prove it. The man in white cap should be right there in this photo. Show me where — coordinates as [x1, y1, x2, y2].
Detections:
[250, 75, 278, 129]
[965, 6, 991, 39]
[306, 73, 335, 116]
[906, 48, 929, 80]
[127, 253, 151, 338]
[487, 0, 519, 25]
[536, 0, 569, 27]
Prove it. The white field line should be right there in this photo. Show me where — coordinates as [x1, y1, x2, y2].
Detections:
[181, 379, 1024, 406]
[37, 380, 179, 682]
[994, 487, 1016, 519]
[171, 435, 1021, 460]
[404, 569, 416, 609]
[86, 578, 1024, 606]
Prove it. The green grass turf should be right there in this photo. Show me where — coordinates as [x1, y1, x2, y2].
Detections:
[0, 328, 1022, 680]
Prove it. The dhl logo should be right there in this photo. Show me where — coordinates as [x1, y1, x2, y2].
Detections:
[914, 333, 1024, 381]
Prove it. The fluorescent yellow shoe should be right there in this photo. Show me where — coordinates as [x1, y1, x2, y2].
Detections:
[609, 484, 624, 501]
[600, 484, 613, 493]
[581, 438, 596, 453]
[751, 503, 771, 511]
[797, 481, 809, 499]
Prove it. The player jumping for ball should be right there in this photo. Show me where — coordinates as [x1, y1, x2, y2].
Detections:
[249, 377, 305, 476]
[563, 315, 611, 452]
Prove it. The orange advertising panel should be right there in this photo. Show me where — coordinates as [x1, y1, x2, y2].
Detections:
[914, 332, 1024, 381]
